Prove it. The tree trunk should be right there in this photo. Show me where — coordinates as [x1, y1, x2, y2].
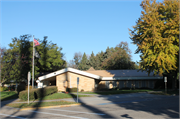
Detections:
[172, 71, 178, 90]
[174, 72, 177, 89]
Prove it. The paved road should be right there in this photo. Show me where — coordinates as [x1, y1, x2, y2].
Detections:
[0, 93, 179, 119]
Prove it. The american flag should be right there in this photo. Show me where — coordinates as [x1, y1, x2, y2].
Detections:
[34, 39, 40, 46]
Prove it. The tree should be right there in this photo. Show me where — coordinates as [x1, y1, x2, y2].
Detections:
[94, 51, 104, 70]
[89, 51, 96, 69]
[102, 47, 135, 70]
[37, 36, 66, 74]
[103, 47, 111, 60]
[78, 53, 90, 70]
[73, 52, 82, 69]
[116, 41, 131, 55]
[1, 35, 31, 84]
[1, 35, 66, 85]
[67, 60, 77, 68]
[129, 0, 179, 88]
[0, 47, 8, 85]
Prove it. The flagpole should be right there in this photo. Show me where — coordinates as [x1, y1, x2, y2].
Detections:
[32, 35, 34, 89]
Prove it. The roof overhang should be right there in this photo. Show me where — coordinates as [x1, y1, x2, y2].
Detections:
[101, 76, 163, 80]
[37, 68, 163, 83]
[37, 67, 101, 82]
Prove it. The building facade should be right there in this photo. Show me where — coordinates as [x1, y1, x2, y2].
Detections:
[36, 67, 163, 92]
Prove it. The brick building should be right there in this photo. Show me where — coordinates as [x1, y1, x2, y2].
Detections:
[36, 67, 163, 92]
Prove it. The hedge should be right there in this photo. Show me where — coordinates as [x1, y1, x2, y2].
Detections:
[17, 84, 26, 94]
[35, 86, 57, 99]
[66, 87, 77, 92]
[19, 89, 36, 101]
[0, 87, 8, 91]
[19, 86, 57, 101]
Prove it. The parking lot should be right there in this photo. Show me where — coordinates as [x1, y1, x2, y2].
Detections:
[0, 93, 179, 119]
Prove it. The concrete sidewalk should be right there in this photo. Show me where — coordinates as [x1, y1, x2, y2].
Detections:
[0, 93, 98, 106]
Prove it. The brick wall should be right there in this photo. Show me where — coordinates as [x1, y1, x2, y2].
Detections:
[56, 72, 95, 92]
[56, 73, 67, 92]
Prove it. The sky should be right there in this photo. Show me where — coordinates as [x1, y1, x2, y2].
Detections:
[1, 0, 148, 63]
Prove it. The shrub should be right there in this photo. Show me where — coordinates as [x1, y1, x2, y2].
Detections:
[25, 86, 33, 90]
[19, 89, 36, 101]
[0, 87, 3, 91]
[19, 86, 58, 101]
[119, 87, 131, 90]
[4, 87, 9, 91]
[35, 86, 57, 99]
[111, 87, 118, 90]
[98, 88, 110, 91]
[66, 87, 78, 92]
[17, 84, 26, 94]
[7, 85, 16, 91]
[0, 87, 9, 91]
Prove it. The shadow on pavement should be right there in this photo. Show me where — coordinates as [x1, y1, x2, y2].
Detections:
[121, 114, 133, 119]
[66, 73, 115, 118]
[95, 91, 179, 118]
[1, 94, 19, 108]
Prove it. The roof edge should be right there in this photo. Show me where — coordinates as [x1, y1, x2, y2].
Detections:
[102, 76, 163, 80]
[38, 67, 101, 81]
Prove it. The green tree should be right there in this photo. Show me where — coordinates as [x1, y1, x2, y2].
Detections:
[78, 53, 90, 70]
[94, 51, 104, 70]
[101, 42, 136, 70]
[89, 51, 96, 69]
[1, 35, 32, 84]
[1, 35, 66, 85]
[103, 47, 111, 60]
[0, 47, 7, 83]
[102, 47, 134, 70]
[129, 0, 179, 88]
[35, 36, 66, 75]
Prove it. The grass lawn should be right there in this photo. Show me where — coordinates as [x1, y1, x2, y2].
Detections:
[6, 101, 78, 108]
[15, 92, 91, 102]
[78, 89, 154, 95]
[1, 91, 19, 101]
[39, 93, 91, 100]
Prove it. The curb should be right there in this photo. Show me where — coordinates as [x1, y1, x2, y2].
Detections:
[6, 103, 81, 111]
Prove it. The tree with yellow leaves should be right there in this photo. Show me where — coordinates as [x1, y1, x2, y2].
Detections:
[129, 0, 179, 89]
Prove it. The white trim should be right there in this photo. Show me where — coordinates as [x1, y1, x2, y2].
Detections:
[38, 67, 101, 82]
[102, 76, 163, 80]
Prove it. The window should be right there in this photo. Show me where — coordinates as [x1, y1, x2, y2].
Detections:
[131, 81, 134, 88]
[146, 81, 149, 88]
[139, 81, 142, 88]
[113, 81, 117, 87]
[125, 81, 128, 87]
[124, 81, 126, 87]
